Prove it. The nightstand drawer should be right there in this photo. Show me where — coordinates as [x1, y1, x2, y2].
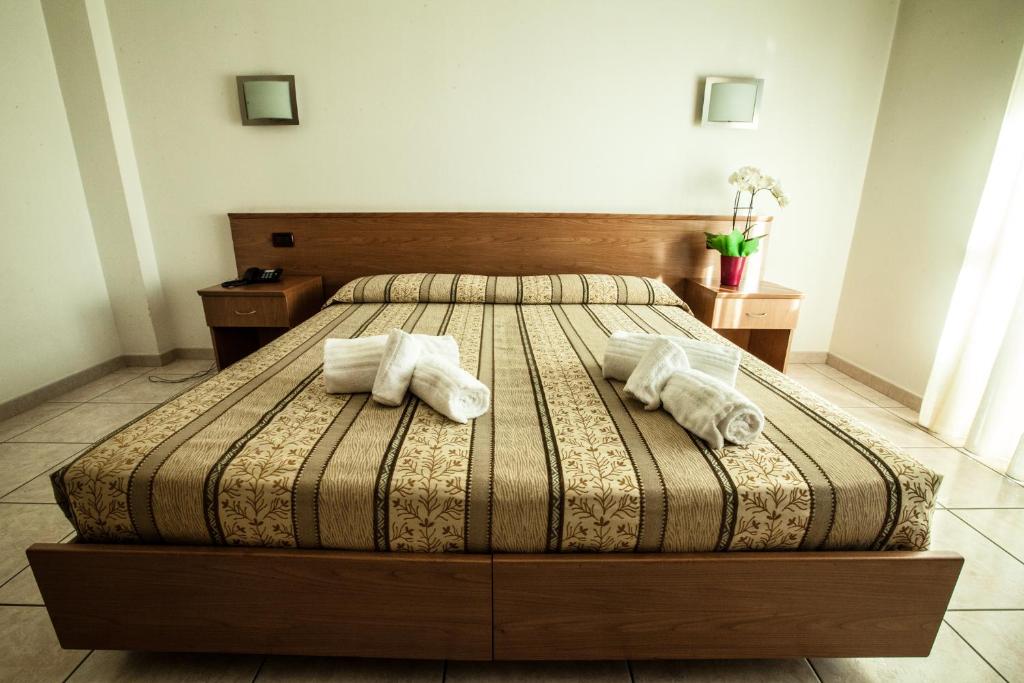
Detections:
[202, 296, 289, 328]
[713, 298, 799, 330]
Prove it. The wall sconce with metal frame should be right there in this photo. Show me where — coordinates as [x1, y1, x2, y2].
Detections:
[236, 75, 299, 126]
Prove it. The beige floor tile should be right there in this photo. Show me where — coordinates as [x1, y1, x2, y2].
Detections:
[632, 658, 817, 682]
[91, 374, 203, 404]
[961, 447, 1015, 478]
[941, 434, 968, 448]
[69, 651, 262, 682]
[887, 405, 920, 423]
[0, 606, 88, 682]
[446, 661, 629, 682]
[931, 510, 1024, 609]
[905, 448, 1024, 508]
[0, 503, 72, 583]
[51, 368, 149, 402]
[785, 364, 820, 380]
[945, 610, 1024, 681]
[0, 443, 83, 497]
[10, 402, 152, 443]
[831, 376, 905, 408]
[811, 623, 1000, 682]
[258, 657, 443, 682]
[808, 363, 847, 380]
[1, 452, 80, 503]
[843, 407, 947, 447]
[792, 375, 876, 408]
[0, 402, 78, 442]
[0, 565, 43, 605]
[885, 408, 966, 448]
[955, 509, 1024, 561]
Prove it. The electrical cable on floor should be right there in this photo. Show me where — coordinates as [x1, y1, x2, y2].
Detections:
[148, 365, 216, 383]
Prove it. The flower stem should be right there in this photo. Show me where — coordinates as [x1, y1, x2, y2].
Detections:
[744, 190, 757, 237]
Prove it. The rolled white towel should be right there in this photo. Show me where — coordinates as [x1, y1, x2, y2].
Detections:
[324, 333, 459, 394]
[661, 369, 764, 450]
[372, 329, 422, 406]
[410, 355, 490, 424]
[602, 332, 741, 387]
[623, 338, 690, 411]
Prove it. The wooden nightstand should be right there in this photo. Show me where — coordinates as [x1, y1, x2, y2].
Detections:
[682, 279, 803, 372]
[198, 275, 324, 369]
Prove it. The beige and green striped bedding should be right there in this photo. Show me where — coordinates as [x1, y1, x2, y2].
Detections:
[53, 274, 940, 552]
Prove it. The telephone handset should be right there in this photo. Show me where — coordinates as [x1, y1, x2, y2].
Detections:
[221, 267, 283, 288]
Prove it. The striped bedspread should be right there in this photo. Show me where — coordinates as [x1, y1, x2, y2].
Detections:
[53, 274, 940, 552]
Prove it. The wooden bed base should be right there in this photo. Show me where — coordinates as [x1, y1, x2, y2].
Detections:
[28, 543, 962, 660]
[30, 213, 960, 661]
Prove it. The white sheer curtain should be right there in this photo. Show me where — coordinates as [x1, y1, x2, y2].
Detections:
[920, 48, 1024, 478]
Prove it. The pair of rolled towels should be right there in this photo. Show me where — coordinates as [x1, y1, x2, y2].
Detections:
[323, 329, 490, 423]
[602, 332, 764, 449]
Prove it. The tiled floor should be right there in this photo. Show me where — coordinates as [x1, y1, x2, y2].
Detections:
[0, 362, 1021, 681]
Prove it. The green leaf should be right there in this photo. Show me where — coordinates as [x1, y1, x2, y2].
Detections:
[706, 230, 753, 256]
[722, 230, 745, 256]
[739, 237, 761, 256]
[705, 233, 727, 253]
[708, 232, 749, 259]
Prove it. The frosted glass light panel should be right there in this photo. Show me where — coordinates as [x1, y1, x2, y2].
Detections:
[237, 75, 299, 125]
[701, 77, 764, 129]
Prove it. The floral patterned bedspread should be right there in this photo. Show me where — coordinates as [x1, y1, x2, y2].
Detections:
[53, 274, 940, 552]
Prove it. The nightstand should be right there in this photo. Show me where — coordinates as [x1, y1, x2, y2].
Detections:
[682, 279, 803, 372]
[197, 275, 324, 369]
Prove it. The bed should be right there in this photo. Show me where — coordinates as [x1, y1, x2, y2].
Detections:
[28, 213, 962, 661]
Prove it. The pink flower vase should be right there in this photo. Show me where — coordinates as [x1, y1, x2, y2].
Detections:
[719, 255, 747, 288]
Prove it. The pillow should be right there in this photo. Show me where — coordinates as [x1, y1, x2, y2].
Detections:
[328, 273, 685, 307]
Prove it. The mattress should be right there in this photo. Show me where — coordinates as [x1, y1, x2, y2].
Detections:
[53, 274, 940, 553]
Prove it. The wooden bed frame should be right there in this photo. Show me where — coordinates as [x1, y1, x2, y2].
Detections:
[28, 213, 962, 661]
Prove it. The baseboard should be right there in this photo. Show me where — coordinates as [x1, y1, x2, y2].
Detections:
[174, 347, 215, 360]
[826, 353, 922, 411]
[123, 349, 177, 367]
[0, 356, 126, 422]
[0, 347, 216, 422]
[789, 351, 828, 364]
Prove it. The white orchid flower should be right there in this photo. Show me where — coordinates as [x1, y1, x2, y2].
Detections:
[726, 166, 791, 208]
[771, 185, 790, 207]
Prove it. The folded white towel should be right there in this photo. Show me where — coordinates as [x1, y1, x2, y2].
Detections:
[623, 338, 690, 411]
[372, 329, 422, 406]
[602, 332, 741, 387]
[661, 369, 764, 450]
[324, 336, 387, 395]
[410, 355, 490, 424]
[324, 334, 459, 394]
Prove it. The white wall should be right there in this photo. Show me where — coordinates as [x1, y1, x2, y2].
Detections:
[831, 0, 1024, 397]
[42, 0, 176, 359]
[0, 0, 122, 403]
[104, 0, 899, 352]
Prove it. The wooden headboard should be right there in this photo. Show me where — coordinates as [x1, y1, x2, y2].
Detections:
[228, 212, 771, 296]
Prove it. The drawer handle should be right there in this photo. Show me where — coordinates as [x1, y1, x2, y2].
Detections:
[746, 312, 768, 318]
[234, 309, 257, 316]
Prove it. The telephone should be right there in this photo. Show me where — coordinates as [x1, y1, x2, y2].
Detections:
[221, 267, 283, 288]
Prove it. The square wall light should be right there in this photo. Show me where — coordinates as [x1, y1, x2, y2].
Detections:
[701, 77, 763, 129]
[237, 75, 299, 125]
